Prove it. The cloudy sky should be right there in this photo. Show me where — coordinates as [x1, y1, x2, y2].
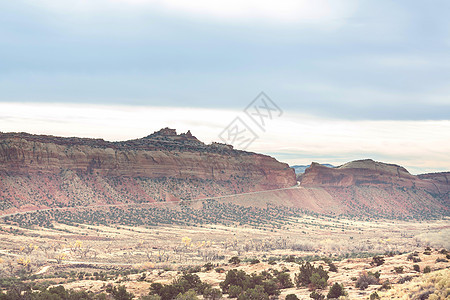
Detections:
[1, 0, 449, 174]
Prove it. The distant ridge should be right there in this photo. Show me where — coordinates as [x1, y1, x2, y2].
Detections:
[291, 163, 334, 174]
[0, 130, 448, 219]
[209, 159, 449, 219]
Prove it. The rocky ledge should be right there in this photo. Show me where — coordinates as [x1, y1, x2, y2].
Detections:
[0, 128, 295, 188]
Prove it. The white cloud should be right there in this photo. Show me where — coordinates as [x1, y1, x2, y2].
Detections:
[29, 0, 357, 25]
[1, 102, 449, 174]
[140, 0, 351, 24]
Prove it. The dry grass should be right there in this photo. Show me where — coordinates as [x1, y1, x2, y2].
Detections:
[379, 268, 449, 299]
[0, 215, 449, 299]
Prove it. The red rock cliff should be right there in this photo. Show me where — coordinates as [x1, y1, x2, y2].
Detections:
[298, 159, 449, 217]
[0, 129, 295, 212]
[301, 159, 449, 193]
[0, 129, 294, 187]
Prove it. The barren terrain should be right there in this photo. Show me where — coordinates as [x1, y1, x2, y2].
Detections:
[0, 208, 448, 299]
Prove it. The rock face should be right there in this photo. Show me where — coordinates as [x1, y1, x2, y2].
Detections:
[417, 172, 450, 185]
[301, 159, 450, 193]
[0, 129, 295, 212]
[301, 159, 416, 187]
[1, 130, 448, 219]
[208, 159, 448, 218]
[297, 159, 450, 218]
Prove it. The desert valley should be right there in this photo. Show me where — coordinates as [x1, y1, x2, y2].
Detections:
[0, 129, 448, 299]
[2, 0, 450, 298]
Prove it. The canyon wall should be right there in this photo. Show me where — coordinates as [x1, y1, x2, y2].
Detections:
[208, 159, 449, 219]
[296, 159, 449, 218]
[0, 129, 295, 212]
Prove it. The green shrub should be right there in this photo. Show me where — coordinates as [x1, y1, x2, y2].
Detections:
[368, 271, 380, 279]
[229, 257, 241, 265]
[262, 279, 280, 296]
[139, 273, 147, 281]
[202, 287, 222, 300]
[311, 272, 327, 289]
[328, 263, 338, 273]
[355, 273, 378, 290]
[111, 285, 134, 300]
[196, 282, 212, 295]
[228, 285, 243, 298]
[326, 283, 345, 299]
[285, 294, 299, 300]
[150, 283, 164, 295]
[220, 269, 281, 298]
[220, 269, 249, 293]
[393, 266, 404, 274]
[413, 264, 420, 272]
[294, 262, 329, 289]
[276, 272, 293, 289]
[175, 289, 198, 300]
[380, 280, 391, 290]
[397, 276, 413, 284]
[159, 285, 184, 300]
[150, 273, 205, 300]
[371, 256, 385, 266]
[186, 266, 201, 274]
[369, 292, 380, 300]
[174, 274, 202, 293]
[284, 255, 296, 263]
[309, 291, 325, 299]
[423, 266, 431, 273]
[237, 285, 268, 300]
[203, 263, 214, 271]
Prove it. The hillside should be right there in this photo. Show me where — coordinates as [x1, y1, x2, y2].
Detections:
[208, 159, 449, 219]
[0, 130, 448, 219]
[0, 129, 295, 214]
[299, 160, 449, 218]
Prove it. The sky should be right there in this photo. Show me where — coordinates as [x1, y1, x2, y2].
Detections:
[1, 0, 449, 174]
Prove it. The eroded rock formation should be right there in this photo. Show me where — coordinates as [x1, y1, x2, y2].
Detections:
[0, 128, 295, 213]
[295, 159, 450, 218]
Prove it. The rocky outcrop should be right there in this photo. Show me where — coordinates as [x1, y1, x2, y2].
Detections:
[295, 159, 450, 218]
[301, 159, 450, 193]
[205, 159, 449, 219]
[301, 159, 416, 187]
[0, 129, 295, 212]
[418, 172, 450, 185]
[1, 129, 448, 219]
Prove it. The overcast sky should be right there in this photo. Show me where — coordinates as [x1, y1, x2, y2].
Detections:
[1, 0, 449, 173]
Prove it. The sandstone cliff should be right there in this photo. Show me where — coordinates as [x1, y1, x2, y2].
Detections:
[295, 159, 449, 218]
[0, 129, 295, 213]
[301, 159, 416, 187]
[300, 159, 449, 192]
[204, 159, 449, 219]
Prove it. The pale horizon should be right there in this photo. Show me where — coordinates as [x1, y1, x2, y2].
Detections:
[1, 102, 449, 175]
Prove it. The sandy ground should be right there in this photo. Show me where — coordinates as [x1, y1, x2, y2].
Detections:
[1, 215, 448, 298]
